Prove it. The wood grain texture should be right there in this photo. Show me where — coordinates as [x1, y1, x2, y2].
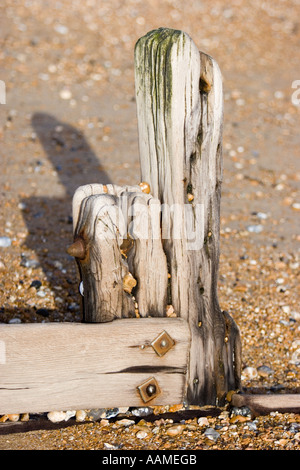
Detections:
[69, 184, 168, 321]
[0, 318, 190, 414]
[71, 193, 136, 322]
[126, 192, 168, 317]
[231, 393, 300, 416]
[135, 28, 241, 406]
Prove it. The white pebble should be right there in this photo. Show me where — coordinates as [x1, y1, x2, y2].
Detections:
[247, 224, 263, 233]
[76, 410, 87, 422]
[242, 366, 258, 379]
[116, 419, 135, 427]
[47, 411, 66, 423]
[54, 24, 69, 35]
[0, 236, 11, 247]
[198, 417, 209, 426]
[59, 89, 72, 100]
[291, 311, 300, 321]
[136, 430, 148, 439]
[65, 410, 76, 421]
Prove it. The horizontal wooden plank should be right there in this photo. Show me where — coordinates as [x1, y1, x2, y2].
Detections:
[0, 318, 190, 414]
[231, 393, 300, 416]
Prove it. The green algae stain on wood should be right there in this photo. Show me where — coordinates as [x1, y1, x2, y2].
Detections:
[134, 28, 241, 406]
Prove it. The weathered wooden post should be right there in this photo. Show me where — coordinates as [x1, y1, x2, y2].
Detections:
[3, 30, 300, 422]
[134, 28, 241, 406]
[65, 27, 242, 408]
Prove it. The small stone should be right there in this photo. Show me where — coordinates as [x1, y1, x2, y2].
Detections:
[246, 224, 263, 233]
[257, 365, 274, 377]
[76, 410, 87, 422]
[0, 236, 11, 247]
[54, 24, 69, 35]
[100, 419, 109, 426]
[59, 89, 72, 100]
[166, 304, 176, 317]
[242, 366, 258, 379]
[47, 411, 66, 423]
[118, 407, 129, 414]
[20, 255, 39, 269]
[0, 415, 9, 422]
[256, 212, 268, 219]
[230, 415, 250, 424]
[87, 409, 106, 420]
[292, 202, 300, 210]
[20, 413, 30, 422]
[290, 311, 300, 321]
[64, 410, 76, 421]
[30, 280, 42, 290]
[8, 414, 20, 422]
[204, 427, 220, 441]
[115, 419, 135, 427]
[8, 318, 22, 324]
[104, 443, 119, 450]
[231, 406, 252, 418]
[105, 408, 120, 419]
[131, 407, 153, 417]
[136, 430, 149, 439]
[246, 421, 257, 431]
[166, 424, 185, 437]
[198, 417, 209, 426]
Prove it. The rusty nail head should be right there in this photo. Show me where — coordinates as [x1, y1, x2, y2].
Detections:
[151, 330, 175, 357]
[137, 377, 161, 403]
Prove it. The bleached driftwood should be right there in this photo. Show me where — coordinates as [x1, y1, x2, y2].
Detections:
[0, 318, 190, 414]
[126, 192, 168, 317]
[134, 28, 241, 405]
[68, 183, 168, 322]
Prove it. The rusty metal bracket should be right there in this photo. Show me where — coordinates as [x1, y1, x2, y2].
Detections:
[137, 377, 161, 403]
[151, 330, 175, 357]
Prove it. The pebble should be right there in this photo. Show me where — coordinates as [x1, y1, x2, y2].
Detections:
[246, 421, 258, 431]
[54, 24, 69, 35]
[20, 255, 39, 269]
[136, 429, 150, 439]
[204, 427, 220, 442]
[105, 408, 121, 419]
[257, 365, 274, 377]
[246, 224, 263, 233]
[30, 280, 42, 290]
[231, 406, 252, 418]
[47, 410, 75, 423]
[104, 442, 119, 450]
[131, 407, 153, 417]
[290, 311, 300, 321]
[47, 411, 67, 423]
[86, 409, 106, 421]
[59, 89, 72, 100]
[8, 318, 22, 324]
[7, 414, 20, 422]
[115, 419, 135, 427]
[0, 236, 11, 247]
[166, 425, 185, 437]
[198, 417, 209, 426]
[230, 415, 250, 424]
[242, 366, 258, 379]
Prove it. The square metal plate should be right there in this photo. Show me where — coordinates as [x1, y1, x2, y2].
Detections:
[137, 377, 161, 403]
[151, 330, 175, 357]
